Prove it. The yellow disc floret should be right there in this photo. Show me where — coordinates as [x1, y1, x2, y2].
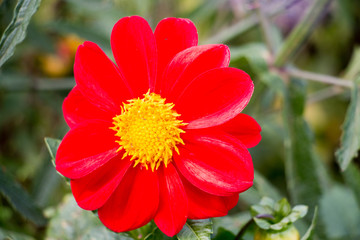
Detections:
[111, 91, 186, 171]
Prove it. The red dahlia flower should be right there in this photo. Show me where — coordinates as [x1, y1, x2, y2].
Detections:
[55, 16, 261, 236]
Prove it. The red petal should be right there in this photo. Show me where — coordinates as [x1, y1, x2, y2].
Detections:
[98, 167, 159, 232]
[154, 18, 198, 93]
[74, 41, 133, 112]
[63, 86, 115, 128]
[70, 155, 132, 210]
[211, 113, 261, 148]
[174, 129, 253, 196]
[111, 16, 157, 95]
[55, 120, 118, 179]
[161, 44, 230, 99]
[154, 164, 188, 237]
[175, 68, 254, 129]
[181, 176, 239, 219]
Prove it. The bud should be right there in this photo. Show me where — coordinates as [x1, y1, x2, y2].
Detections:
[254, 224, 300, 240]
[250, 197, 307, 240]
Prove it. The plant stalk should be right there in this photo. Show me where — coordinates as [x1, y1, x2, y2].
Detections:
[286, 68, 353, 88]
[274, 0, 332, 67]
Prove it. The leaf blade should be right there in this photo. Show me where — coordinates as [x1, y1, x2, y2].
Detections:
[46, 194, 134, 240]
[0, 0, 41, 67]
[44, 137, 61, 162]
[342, 162, 360, 206]
[0, 227, 35, 240]
[319, 186, 360, 239]
[335, 79, 360, 171]
[282, 78, 327, 214]
[177, 219, 212, 240]
[0, 167, 47, 226]
[300, 207, 318, 240]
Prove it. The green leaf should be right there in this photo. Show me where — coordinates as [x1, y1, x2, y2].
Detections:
[300, 207, 318, 240]
[342, 162, 360, 205]
[44, 137, 69, 183]
[230, 43, 268, 73]
[46, 194, 134, 240]
[251, 197, 308, 231]
[177, 219, 212, 240]
[144, 226, 174, 240]
[0, 227, 35, 240]
[31, 159, 63, 208]
[282, 78, 326, 210]
[343, 47, 360, 80]
[44, 137, 61, 162]
[0, 167, 47, 226]
[335, 78, 360, 171]
[128, 221, 174, 240]
[259, 72, 286, 95]
[319, 186, 360, 239]
[0, 0, 41, 68]
[274, 198, 292, 217]
[212, 227, 235, 240]
[212, 212, 251, 236]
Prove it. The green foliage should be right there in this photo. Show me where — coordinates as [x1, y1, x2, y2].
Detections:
[283, 78, 325, 209]
[45, 194, 213, 240]
[0, 167, 47, 227]
[204, 1, 289, 45]
[274, 0, 332, 66]
[254, 171, 282, 201]
[300, 207, 318, 240]
[212, 212, 252, 237]
[251, 197, 308, 231]
[144, 226, 174, 240]
[212, 227, 235, 240]
[335, 78, 360, 170]
[177, 219, 212, 240]
[239, 170, 282, 207]
[259, 71, 286, 95]
[230, 43, 268, 73]
[46, 194, 133, 240]
[0, 0, 41, 67]
[44, 137, 69, 183]
[254, 225, 300, 240]
[44, 137, 61, 163]
[342, 163, 360, 205]
[319, 186, 360, 239]
[0, 228, 35, 240]
[1, 0, 360, 239]
[343, 47, 360, 80]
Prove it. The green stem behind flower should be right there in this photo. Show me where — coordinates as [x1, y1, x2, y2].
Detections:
[274, 0, 332, 67]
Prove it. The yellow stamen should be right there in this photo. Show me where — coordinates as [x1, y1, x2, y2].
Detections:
[111, 91, 186, 171]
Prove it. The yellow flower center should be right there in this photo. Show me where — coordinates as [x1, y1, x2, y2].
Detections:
[111, 91, 186, 171]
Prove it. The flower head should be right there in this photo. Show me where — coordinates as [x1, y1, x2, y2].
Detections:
[56, 16, 261, 236]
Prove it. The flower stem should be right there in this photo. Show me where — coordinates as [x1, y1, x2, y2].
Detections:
[234, 214, 274, 240]
[285, 67, 353, 88]
[234, 218, 254, 240]
[307, 86, 344, 104]
[204, 0, 298, 44]
[274, 0, 332, 67]
[254, 0, 276, 56]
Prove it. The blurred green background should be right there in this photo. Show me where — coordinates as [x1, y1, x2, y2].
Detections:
[1, 0, 360, 239]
